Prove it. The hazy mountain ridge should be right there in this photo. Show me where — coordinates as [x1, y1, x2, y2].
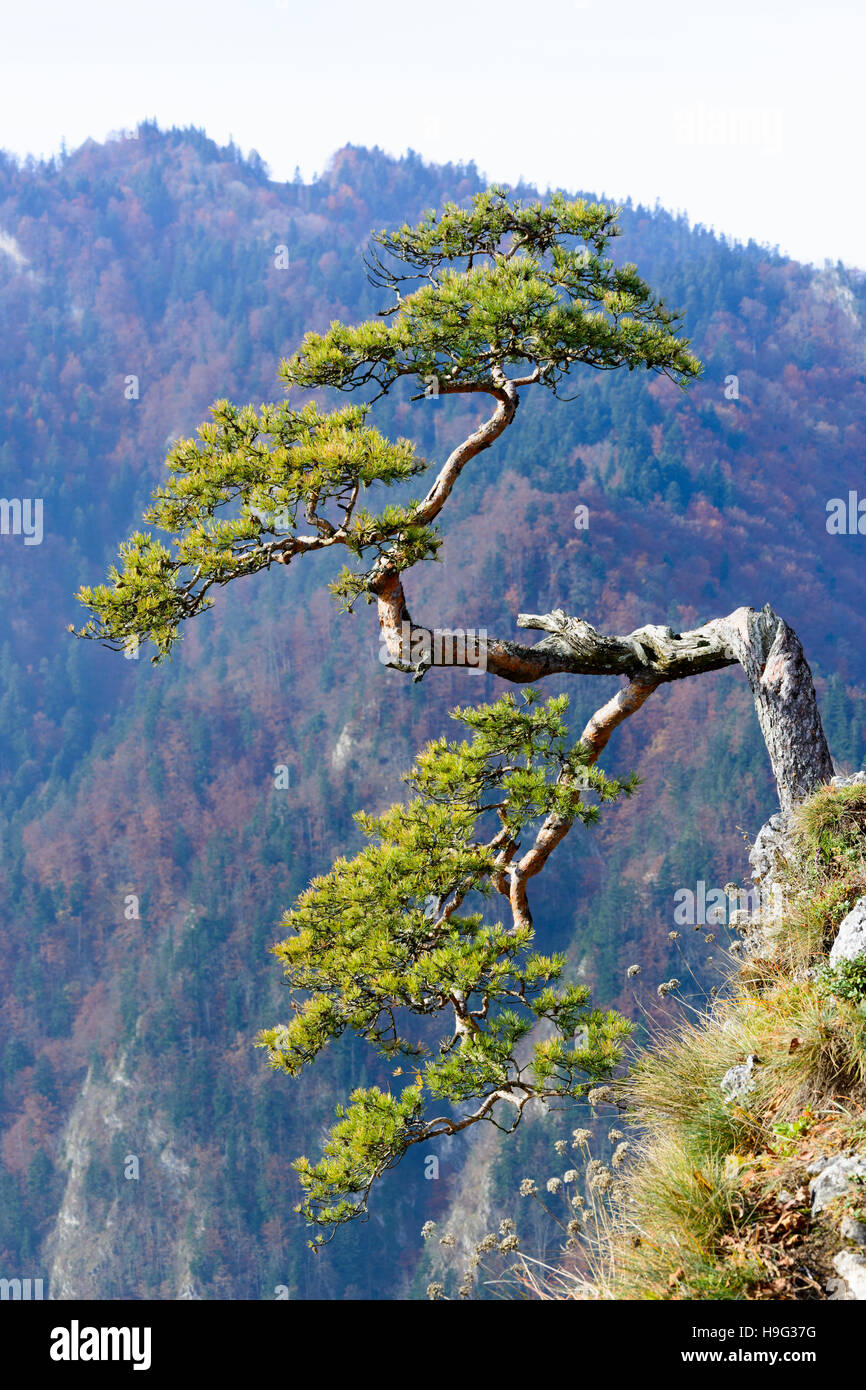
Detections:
[0, 124, 864, 1297]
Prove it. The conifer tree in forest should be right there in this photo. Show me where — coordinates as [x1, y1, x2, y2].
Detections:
[74, 188, 834, 1235]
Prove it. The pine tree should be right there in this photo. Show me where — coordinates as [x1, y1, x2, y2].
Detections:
[73, 187, 834, 1234]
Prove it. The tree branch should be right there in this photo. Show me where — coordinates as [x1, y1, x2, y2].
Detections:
[409, 376, 519, 528]
[375, 591, 834, 814]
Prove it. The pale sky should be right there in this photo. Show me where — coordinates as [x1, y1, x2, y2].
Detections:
[1, 0, 863, 268]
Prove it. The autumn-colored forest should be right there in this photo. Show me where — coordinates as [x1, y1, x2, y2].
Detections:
[0, 124, 864, 1297]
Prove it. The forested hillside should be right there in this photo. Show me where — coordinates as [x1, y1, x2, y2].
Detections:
[1, 123, 864, 1298]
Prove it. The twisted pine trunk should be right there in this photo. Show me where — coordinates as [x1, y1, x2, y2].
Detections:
[712, 606, 835, 815]
[516, 603, 834, 816]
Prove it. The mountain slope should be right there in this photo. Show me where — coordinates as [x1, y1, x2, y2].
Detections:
[0, 125, 864, 1298]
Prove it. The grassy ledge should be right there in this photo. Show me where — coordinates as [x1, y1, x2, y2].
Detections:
[596, 780, 866, 1300]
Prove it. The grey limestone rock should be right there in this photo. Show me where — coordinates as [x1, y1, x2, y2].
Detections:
[748, 812, 791, 896]
[809, 1153, 866, 1213]
[840, 1214, 866, 1245]
[832, 1249, 866, 1299]
[829, 897, 866, 966]
[720, 1054, 759, 1104]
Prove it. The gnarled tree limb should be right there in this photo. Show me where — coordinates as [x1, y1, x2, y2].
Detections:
[375, 586, 834, 814]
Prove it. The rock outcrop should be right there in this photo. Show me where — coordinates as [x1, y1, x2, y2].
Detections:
[809, 1153, 866, 1215]
[830, 898, 866, 965]
[749, 774, 866, 1299]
